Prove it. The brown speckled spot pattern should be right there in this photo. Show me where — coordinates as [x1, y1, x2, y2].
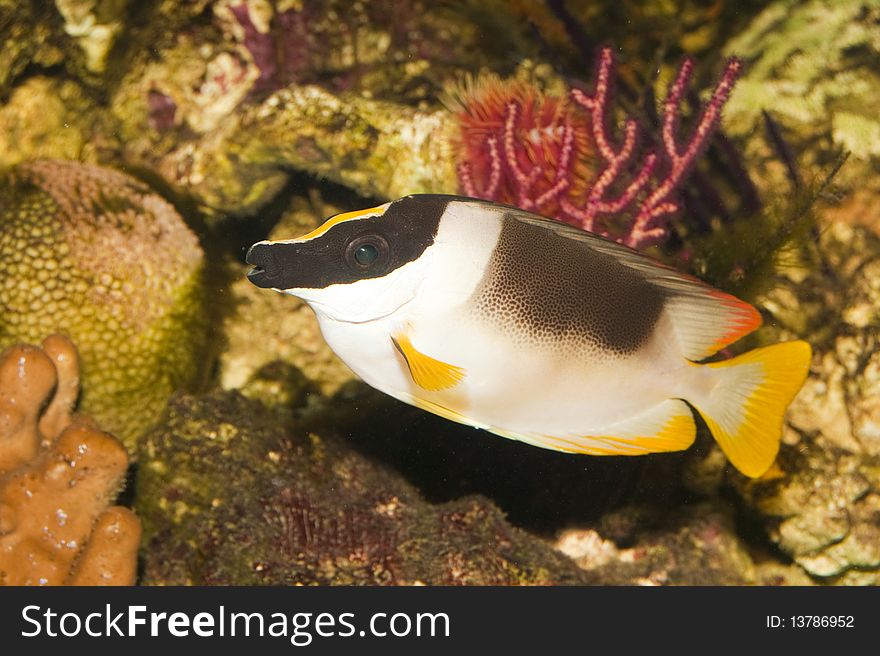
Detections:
[470, 214, 665, 356]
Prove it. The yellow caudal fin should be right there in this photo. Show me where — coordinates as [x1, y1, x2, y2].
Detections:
[692, 340, 812, 478]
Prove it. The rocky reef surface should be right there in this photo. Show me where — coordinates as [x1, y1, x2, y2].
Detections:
[723, 0, 880, 229]
[137, 387, 595, 585]
[219, 194, 357, 395]
[741, 222, 880, 584]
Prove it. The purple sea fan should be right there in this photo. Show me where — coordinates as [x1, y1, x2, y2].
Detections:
[451, 47, 742, 249]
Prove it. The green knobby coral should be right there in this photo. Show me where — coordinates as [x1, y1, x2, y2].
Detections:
[0, 159, 207, 448]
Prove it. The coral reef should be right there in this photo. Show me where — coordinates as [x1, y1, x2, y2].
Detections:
[451, 47, 742, 248]
[212, 0, 489, 99]
[136, 388, 593, 585]
[5, 2, 750, 228]
[110, 8, 459, 215]
[0, 159, 207, 447]
[0, 335, 140, 586]
[104, 0, 540, 218]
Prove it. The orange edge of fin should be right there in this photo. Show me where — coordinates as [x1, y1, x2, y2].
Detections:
[707, 289, 763, 354]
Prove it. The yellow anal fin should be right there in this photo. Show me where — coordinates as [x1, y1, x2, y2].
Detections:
[489, 399, 696, 456]
[693, 340, 811, 478]
[620, 411, 696, 453]
[392, 333, 466, 392]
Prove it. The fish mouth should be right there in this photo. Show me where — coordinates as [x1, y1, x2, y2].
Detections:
[245, 241, 284, 288]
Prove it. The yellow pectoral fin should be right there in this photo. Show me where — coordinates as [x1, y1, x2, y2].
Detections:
[391, 333, 466, 392]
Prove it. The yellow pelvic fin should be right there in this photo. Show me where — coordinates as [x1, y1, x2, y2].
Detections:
[491, 399, 696, 456]
[391, 333, 466, 392]
[295, 203, 388, 241]
[693, 340, 812, 478]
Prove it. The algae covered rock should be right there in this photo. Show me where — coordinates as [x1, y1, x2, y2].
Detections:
[107, 0, 518, 218]
[722, 0, 880, 228]
[220, 194, 357, 394]
[0, 77, 103, 168]
[136, 389, 593, 585]
[0, 159, 207, 447]
[0, 1, 66, 97]
[556, 503, 813, 586]
[736, 439, 880, 585]
[723, 0, 880, 154]
[733, 222, 880, 584]
[53, 0, 131, 75]
[147, 83, 456, 217]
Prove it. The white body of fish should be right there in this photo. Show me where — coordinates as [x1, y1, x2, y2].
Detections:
[258, 196, 810, 476]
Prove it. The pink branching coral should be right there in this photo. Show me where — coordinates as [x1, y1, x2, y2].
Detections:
[452, 47, 742, 249]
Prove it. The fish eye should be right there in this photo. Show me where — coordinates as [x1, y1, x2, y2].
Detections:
[355, 243, 378, 265]
[345, 234, 389, 272]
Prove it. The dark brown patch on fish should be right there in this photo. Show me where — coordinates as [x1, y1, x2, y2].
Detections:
[471, 214, 665, 355]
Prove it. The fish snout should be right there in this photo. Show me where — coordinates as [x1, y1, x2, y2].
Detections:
[246, 241, 285, 288]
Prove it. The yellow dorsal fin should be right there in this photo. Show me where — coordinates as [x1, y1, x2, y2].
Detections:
[391, 333, 465, 392]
